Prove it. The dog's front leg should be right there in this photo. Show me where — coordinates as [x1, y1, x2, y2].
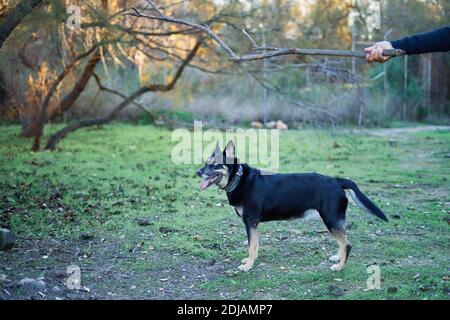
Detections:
[238, 222, 259, 272]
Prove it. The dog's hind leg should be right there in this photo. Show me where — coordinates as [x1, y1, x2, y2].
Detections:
[238, 221, 259, 272]
[320, 195, 352, 271]
[329, 229, 351, 271]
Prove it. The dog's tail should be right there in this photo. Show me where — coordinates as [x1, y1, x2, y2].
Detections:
[338, 178, 388, 222]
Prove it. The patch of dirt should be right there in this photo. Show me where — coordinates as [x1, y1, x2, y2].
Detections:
[0, 237, 231, 300]
[366, 125, 450, 138]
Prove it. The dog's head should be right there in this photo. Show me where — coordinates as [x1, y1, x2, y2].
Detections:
[196, 141, 236, 190]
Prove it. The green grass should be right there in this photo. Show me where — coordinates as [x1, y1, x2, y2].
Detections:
[0, 123, 449, 299]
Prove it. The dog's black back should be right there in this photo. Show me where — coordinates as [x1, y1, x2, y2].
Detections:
[227, 164, 387, 231]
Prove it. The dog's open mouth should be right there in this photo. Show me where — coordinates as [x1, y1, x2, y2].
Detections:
[199, 174, 222, 190]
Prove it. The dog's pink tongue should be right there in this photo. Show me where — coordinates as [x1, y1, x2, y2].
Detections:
[199, 179, 210, 190]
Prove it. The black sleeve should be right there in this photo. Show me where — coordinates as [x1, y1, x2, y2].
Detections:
[391, 25, 450, 55]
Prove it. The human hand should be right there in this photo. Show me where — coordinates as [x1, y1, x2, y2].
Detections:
[364, 41, 394, 63]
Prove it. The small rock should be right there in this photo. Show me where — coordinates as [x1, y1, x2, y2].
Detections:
[250, 121, 263, 129]
[159, 226, 176, 234]
[375, 230, 383, 236]
[19, 278, 46, 291]
[79, 233, 94, 240]
[265, 121, 277, 129]
[41, 203, 48, 209]
[0, 228, 16, 251]
[419, 285, 435, 292]
[276, 120, 288, 130]
[80, 286, 90, 292]
[0, 274, 10, 283]
[327, 285, 344, 297]
[57, 207, 64, 213]
[137, 217, 152, 226]
[192, 234, 203, 241]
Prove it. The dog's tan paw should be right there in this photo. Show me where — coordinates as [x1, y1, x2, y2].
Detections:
[238, 263, 253, 272]
[330, 264, 343, 272]
[329, 255, 340, 262]
[241, 258, 250, 264]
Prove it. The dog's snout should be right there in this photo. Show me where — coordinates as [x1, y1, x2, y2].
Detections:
[196, 168, 203, 177]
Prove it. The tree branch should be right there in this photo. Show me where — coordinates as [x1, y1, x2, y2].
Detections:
[127, 1, 405, 62]
[50, 49, 102, 119]
[127, 6, 238, 59]
[91, 73, 149, 112]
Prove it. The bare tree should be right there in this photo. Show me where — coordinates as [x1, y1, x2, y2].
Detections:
[45, 38, 203, 150]
[28, 1, 120, 150]
[22, 44, 103, 138]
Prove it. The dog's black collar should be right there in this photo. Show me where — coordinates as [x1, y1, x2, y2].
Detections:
[223, 164, 243, 193]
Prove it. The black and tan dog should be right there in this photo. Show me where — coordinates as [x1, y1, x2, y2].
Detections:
[196, 141, 388, 272]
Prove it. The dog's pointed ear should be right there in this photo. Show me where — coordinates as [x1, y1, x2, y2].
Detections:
[214, 141, 222, 163]
[214, 141, 221, 155]
[225, 140, 235, 159]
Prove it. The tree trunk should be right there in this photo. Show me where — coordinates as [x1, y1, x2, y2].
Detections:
[30, 49, 101, 150]
[30, 0, 108, 150]
[419, 54, 432, 117]
[430, 53, 447, 113]
[52, 49, 101, 118]
[29, 46, 100, 150]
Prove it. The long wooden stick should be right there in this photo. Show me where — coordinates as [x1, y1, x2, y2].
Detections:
[128, 2, 406, 62]
[234, 47, 405, 61]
